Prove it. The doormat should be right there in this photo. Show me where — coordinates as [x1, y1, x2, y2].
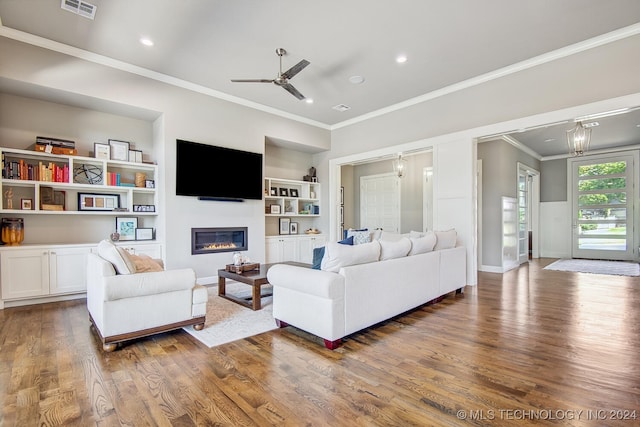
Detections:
[544, 258, 640, 276]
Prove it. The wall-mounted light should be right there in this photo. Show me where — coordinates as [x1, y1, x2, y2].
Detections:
[393, 153, 407, 177]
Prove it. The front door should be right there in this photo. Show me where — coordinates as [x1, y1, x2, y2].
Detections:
[571, 153, 636, 261]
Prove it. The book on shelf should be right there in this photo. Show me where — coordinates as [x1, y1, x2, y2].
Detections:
[1, 156, 69, 183]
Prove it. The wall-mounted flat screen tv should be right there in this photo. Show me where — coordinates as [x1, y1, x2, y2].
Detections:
[176, 139, 263, 201]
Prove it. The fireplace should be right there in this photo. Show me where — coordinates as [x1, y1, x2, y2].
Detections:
[191, 227, 248, 255]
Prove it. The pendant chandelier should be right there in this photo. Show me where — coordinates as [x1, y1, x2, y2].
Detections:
[393, 152, 407, 177]
[566, 121, 591, 156]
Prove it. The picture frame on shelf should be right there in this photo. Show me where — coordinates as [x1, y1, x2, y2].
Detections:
[108, 139, 130, 161]
[135, 228, 154, 241]
[94, 143, 111, 160]
[133, 204, 155, 212]
[340, 186, 344, 205]
[270, 204, 281, 214]
[290, 189, 299, 197]
[270, 187, 277, 196]
[290, 222, 299, 234]
[145, 180, 155, 188]
[21, 198, 33, 210]
[279, 188, 289, 197]
[279, 217, 290, 235]
[116, 217, 138, 241]
[128, 149, 143, 163]
[78, 193, 120, 211]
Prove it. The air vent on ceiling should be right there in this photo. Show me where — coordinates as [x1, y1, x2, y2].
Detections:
[61, 0, 97, 20]
[332, 104, 351, 112]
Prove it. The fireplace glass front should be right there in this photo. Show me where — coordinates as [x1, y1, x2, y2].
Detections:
[191, 227, 248, 255]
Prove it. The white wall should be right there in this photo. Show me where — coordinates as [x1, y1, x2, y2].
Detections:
[540, 201, 571, 258]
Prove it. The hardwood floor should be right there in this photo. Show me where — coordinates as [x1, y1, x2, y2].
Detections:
[1, 258, 639, 426]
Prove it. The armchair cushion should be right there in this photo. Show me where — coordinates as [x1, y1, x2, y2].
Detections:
[97, 239, 135, 274]
[129, 254, 164, 272]
[102, 268, 198, 301]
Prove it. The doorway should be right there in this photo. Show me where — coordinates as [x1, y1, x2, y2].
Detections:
[360, 173, 401, 232]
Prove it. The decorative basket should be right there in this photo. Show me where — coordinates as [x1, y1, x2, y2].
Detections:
[225, 263, 260, 273]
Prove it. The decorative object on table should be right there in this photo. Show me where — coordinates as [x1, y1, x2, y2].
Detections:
[290, 222, 299, 234]
[115, 217, 137, 241]
[78, 193, 120, 211]
[4, 188, 13, 209]
[303, 166, 317, 182]
[1, 217, 24, 245]
[110, 231, 120, 242]
[135, 228, 154, 241]
[145, 180, 155, 188]
[232, 251, 243, 266]
[279, 217, 290, 235]
[225, 262, 260, 274]
[108, 139, 130, 161]
[305, 228, 320, 234]
[21, 198, 33, 210]
[270, 204, 281, 214]
[94, 143, 110, 160]
[135, 172, 146, 187]
[270, 187, 277, 196]
[290, 189, 299, 197]
[73, 163, 103, 184]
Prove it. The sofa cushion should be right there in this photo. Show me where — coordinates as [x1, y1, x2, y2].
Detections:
[97, 239, 135, 275]
[409, 230, 426, 238]
[129, 254, 164, 273]
[379, 237, 411, 260]
[409, 231, 437, 255]
[346, 228, 371, 245]
[434, 229, 457, 250]
[312, 236, 354, 270]
[321, 240, 381, 273]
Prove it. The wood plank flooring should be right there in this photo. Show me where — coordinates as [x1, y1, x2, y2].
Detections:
[1, 258, 639, 426]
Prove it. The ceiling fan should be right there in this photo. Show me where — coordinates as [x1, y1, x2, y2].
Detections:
[231, 48, 310, 100]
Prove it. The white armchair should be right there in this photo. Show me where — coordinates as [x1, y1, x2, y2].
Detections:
[87, 240, 207, 351]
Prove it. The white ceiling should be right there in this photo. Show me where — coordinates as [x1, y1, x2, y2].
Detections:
[1, 0, 640, 157]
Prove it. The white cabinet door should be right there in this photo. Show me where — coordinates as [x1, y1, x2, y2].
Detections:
[297, 235, 327, 264]
[0, 249, 49, 300]
[49, 246, 91, 295]
[265, 237, 298, 263]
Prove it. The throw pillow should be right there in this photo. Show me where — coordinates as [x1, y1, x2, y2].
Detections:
[128, 254, 164, 273]
[378, 231, 403, 242]
[312, 236, 354, 270]
[434, 229, 457, 250]
[409, 230, 426, 239]
[320, 240, 381, 273]
[409, 231, 437, 255]
[97, 239, 135, 274]
[379, 237, 411, 260]
[346, 228, 371, 245]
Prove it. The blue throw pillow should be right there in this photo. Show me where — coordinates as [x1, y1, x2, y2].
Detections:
[311, 236, 354, 270]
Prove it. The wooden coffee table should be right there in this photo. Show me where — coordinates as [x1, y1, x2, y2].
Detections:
[217, 262, 308, 310]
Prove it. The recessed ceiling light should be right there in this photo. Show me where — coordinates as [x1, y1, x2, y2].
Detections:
[348, 75, 365, 84]
[305, 98, 314, 104]
[140, 37, 154, 47]
[396, 55, 408, 64]
[332, 104, 351, 112]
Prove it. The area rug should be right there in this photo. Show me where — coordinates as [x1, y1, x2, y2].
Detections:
[544, 258, 640, 276]
[182, 284, 278, 348]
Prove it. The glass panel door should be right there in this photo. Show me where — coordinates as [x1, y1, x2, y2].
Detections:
[572, 154, 634, 260]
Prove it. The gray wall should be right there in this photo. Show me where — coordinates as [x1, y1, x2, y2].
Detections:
[540, 159, 567, 202]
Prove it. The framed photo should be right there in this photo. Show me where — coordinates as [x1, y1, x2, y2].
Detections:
[290, 189, 299, 197]
[128, 149, 143, 163]
[135, 228, 154, 241]
[340, 205, 344, 224]
[78, 193, 120, 211]
[270, 187, 277, 196]
[94, 143, 111, 160]
[145, 180, 155, 188]
[21, 198, 33, 210]
[108, 139, 130, 161]
[116, 217, 138, 241]
[133, 204, 155, 212]
[340, 186, 344, 205]
[290, 222, 299, 234]
[279, 217, 290, 235]
[279, 188, 289, 197]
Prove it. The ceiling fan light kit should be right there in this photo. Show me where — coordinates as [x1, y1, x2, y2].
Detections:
[231, 48, 310, 101]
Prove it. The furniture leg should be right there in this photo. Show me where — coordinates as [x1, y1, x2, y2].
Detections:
[275, 319, 288, 328]
[218, 275, 226, 296]
[252, 284, 261, 310]
[324, 338, 341, 350]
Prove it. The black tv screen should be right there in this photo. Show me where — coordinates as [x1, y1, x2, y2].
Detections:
[176, 139, 263, 201]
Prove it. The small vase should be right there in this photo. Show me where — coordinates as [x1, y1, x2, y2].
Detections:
[1, 217, 24, 246]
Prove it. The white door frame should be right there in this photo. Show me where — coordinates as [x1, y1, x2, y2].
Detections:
[517, 162, 540, 264]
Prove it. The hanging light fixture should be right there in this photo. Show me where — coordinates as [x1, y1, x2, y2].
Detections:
[566, 121, 592, 156]
[393, 152, 407, 177]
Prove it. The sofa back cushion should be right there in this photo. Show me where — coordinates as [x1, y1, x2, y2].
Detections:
[409, 231, 437, 255]
[321, 240, 381, 273]
[434, 229, 457, 250]
[97, 239, 135, 274]
[346, 228, 371, 245]
[379, 237, 411, 260]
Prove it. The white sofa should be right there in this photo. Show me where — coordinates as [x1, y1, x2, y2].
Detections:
[267, 230, 466, 349]
[87, 240, 208, 351]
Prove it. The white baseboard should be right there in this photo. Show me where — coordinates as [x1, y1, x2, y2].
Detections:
[479, 265, 505, 273]
[540, 251, 568, 259]
[197, 275, 218, 286]
[2, 292, 86, 309]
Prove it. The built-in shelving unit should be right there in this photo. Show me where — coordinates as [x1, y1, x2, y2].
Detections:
[264, 177, 320, 217]
[1, 147, 157, 215]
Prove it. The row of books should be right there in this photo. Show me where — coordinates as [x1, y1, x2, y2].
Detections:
[104, 172, 135, 187]
[2, 158, 70, 183]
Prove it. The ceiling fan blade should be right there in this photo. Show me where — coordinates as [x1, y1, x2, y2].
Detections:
[230, 79, 274, 83]
[282, 83, 305, 100]
[281, 59, 310, 80]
